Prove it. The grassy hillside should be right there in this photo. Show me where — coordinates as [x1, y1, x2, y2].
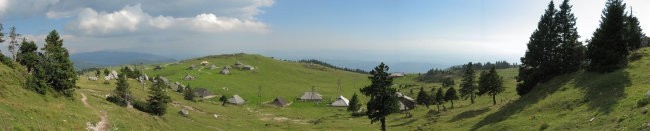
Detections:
[4, 48, 650, 130]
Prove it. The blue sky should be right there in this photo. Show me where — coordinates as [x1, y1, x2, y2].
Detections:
[0, 0, 649, 72]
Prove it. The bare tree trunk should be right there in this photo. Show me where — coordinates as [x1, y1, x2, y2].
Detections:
[380, 117, 386, 131]
[492, 95, 496, 105]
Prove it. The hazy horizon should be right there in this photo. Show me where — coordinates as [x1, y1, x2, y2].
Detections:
[1, 0, 649, 72]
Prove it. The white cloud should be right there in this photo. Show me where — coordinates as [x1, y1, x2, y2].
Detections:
[0, 0, 7, 15]
[68, 4, 268, 35]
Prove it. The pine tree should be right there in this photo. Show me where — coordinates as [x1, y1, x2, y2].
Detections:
[16, 39, 39, 73]
[435, 88, 446, 110]
[113, 74, 132, 106]
[148, 76, 171, 116]
[517, 1, 560, 96]
[42, 30, 77, 97]
[27, 55, 48, 95]
[184, 85, 195, 101]
[444, 87, 459, 108]
[95, 69, 101, 77]
[459, 62, 477, 104]
[104, 69, 110, 77]
[555, 0, 585, 73]
[442, 78, 455, 87]
[625, 8, 645, 51]
[416, 87, 430, 108]
[360, 63, 399, 131]
[478, 66, 505, 105]
[348, 93, 361, 112]
[429, 88, 439, 111]
[586, 0, 629, 72]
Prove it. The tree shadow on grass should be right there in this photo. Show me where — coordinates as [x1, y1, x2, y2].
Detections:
[470, 73, 575, 131]
[573, 70, 630, 114]
[448, 107, 490, 122]
[390, 119, 417, 127]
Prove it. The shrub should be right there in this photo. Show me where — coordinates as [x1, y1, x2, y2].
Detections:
[106, 95, 128, 107]
[0, 54, 14, 68]
[133, 100, 151, 113]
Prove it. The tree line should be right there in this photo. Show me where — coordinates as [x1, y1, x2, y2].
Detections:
[517, 0, 646, 95]
[417, 60, 516, 83]
[298, 59, 369, 74]
[0, 25, 77, 97]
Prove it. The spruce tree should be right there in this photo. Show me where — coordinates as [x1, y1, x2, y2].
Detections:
[625, 9, 645, 51]
[444, 87, 459, 108]
[429, 88, 440, 111]
[113, 74, 132, 106]
[435, 88, 446, 110]
[148, 76, 171, 116]
[42, 30, 77, 97]
[586, 0, 629, 72]
[555, 0, 585, 73]
[348, 93, 361, 112]
[517, 1, 559, 96]
[459, 62, 477, 104]
[478, 66, 505, 105]
[360, 63, 399, 131]
[184, 85, 195, 101]
[104, 69, 110, 77]
[416, 87, 430, 108]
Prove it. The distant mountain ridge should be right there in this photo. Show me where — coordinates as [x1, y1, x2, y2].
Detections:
[71, 51, 176, 70]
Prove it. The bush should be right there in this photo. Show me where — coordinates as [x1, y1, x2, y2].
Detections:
[133, 100, 151, 113]
[637, 97, 650, 107]
[0, 54, 14, 68]
[106, 95, 128, 107]
[629, 51, 645, 61]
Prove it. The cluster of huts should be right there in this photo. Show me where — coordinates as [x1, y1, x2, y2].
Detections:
[182, 61, 255, 75]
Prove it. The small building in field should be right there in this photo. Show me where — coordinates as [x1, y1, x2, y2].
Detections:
[389, 72, 406, 78]
[298, 92, 323, 101]
[330, 95, 350, 107]
[200, 61, 210, 66]
[227, 95, 246, 105]
[242, 65, 255, 70]
[271, 97, 290, 107]
[184, 74, 196, 80]
[396, 92, 416, 111]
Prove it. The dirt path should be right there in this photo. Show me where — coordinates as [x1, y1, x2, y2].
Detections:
[80, 92, 110, 131]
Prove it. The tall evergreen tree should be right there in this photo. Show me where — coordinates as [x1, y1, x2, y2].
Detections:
[459, 62, 477, 104]
[42, 30, 77, 97]
[148, 76, 171, 116]
[444, 87, 459, 108]
[360, 63, 399, 131]
[586, 0, 629, 72]
[26, 54, 48, 95]
[415, 87, 430, 108]
[113, 74, 132, 106]
[435, 88, 446, 110]
[478, 66, 505, 105]
[555, 0, 585, 73]
[184, 85, 195, 101]
[625, 8, 645, 51]
[517, 1, 559, 96]
[16, 39, 39, 73]
[348, 93, 361, 112]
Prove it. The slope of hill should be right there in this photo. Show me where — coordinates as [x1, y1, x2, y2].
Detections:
[5, 48, 650, 130]
[71, 51, 176, 70]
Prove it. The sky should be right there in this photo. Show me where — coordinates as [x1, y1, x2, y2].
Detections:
[0, 0, 649, 72]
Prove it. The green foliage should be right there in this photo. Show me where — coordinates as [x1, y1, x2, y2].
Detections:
[184, 85, 195, 101]
[434, 88, 445, 111]
[360, 63, 399, 131]
[147, 76, 171, 116]
[42, 30, 77, 97]
[637, 97, 650, 108]
[110, 74, 132, 107]
[459, 62, 477, 104]
[586, 0, 630, 72]
[95, 69, 101, 77]
[298, 59, 368, 74]
[104, 68, 110, 76]
[625, 9, 645, 51]
[219, 95, 228, 106]
[416, 87, 430, 108]
[16, 39, 39, 72]
[0, 53, 14, 68]
[348, 93, 361, 112]
[478, 66, 505, 105]
[120, 66, 143, 79]
[556, 0, 585, 74]
[132, 100, 151, 113]
[441, 77, 455, 87]
[444, 87, 459, 108]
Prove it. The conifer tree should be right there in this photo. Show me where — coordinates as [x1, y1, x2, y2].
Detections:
[16, 39, 39, 73]
[478, 66, 505, 105]
[517, 1, 559, 95]
[444, 87, 459, 108]
[113, 74, 131, 106]
[360, 63, 399, 131]
[459, 62, 477, 104]
[184, 85, 195, 101]
[348, 93, 361, 112]
[586, 0, 629, 72]
[625, 8, 645, 51]
[42, 30, 77, 97]
[416, 87, 430, 108]
[435, 88, 446, 110]
[555, 0, 585, 73]
[148, 76, 171, 116]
